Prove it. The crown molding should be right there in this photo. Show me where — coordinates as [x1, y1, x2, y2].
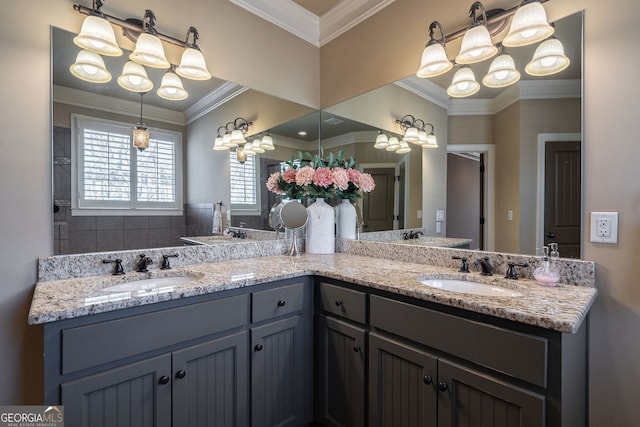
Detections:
[394, 76, 449, 110]
[229, 0, 395, 47]
[53, 85, 185, 126]
[184, 82, 248, 124]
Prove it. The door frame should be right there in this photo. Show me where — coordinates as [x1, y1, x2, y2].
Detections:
[446, 144, 495, 252]
[536, 133, 582, 252]
[359, 161, 405, 230]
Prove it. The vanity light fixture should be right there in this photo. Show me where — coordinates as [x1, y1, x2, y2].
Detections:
[260, 131, 275, 150]
[385, 136, 401, 152]
[73, 0, 122, 57]
[72, 1, 212, 98]
[157, 71, 188, 101]
[133, 93, 149, 151]
[374, 131, 389, 149]
[212, 118, 262, 162]
[502, 0, 554, 47]
[69, 49, 112, 83]
[416, 21, 453, 78]
[482, 47, 521, 88]
[421, 123, 438, 148]
[396, 115, 436, 146]
[396, 140, 412, 154]
[525, 37, 570, 76]
[455, 2, 498, 65]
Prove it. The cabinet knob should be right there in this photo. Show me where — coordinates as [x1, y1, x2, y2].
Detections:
[175, 370, 186, 379]
[158, 375, 170, 385]
[335, 299, 343, 307]
[438, 381, 448, 392]
[423, 375, 433, 385]
[353, 344, 361, 353]
[277, 300, 286, 307]
[254, 344, 263, 352]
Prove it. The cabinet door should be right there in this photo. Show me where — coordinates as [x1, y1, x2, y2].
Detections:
[438, 360, 545, 427]
[61, 354, 172, 427]
[172, 331, 249, 427]
[318, 314, 366, 427]
[368, 332, 438, 427]
[251, 315, 311, 427]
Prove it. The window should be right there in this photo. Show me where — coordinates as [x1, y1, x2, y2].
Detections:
[71, 114, 183, 215]
[230, 150, 261, 215]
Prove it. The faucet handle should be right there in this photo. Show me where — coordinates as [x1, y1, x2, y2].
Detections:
[452, 256, 469, 273]
[161, 253, 179, 270]
[505, 262, 529, 280]
[103, 258, 125, 275]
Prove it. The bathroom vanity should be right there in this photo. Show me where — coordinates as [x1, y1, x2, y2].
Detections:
[30, 248, 596, 427]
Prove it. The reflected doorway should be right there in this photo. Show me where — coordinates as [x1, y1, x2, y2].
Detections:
[446, 153, 484, 250]
[361, 163, 403, 232]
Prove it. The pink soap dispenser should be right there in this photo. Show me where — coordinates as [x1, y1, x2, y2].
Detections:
[533, 246, 560, 287]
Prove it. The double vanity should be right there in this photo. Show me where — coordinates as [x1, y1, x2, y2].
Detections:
[30, 238, 596, 426]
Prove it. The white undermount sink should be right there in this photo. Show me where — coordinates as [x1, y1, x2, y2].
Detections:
[101, 276, 198, 292]
[418, 278, 522, 297]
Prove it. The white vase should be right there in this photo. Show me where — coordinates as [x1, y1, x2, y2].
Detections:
[306, 198, 335, 254]
[336, 199, 357, 239]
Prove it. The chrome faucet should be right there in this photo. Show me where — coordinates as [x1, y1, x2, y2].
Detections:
[135, 254, 153, 272]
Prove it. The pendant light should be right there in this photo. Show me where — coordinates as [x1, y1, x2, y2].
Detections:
[176, 27, 211, 81]
[416, 21, 453, 78]
[374, 131, 389, 149]
[133, 93, 149, 151]
[456, 2, 497, 65]
[130, 10, 170, 69]
[117, 61, 153, 92]
[503, 0, 554, 47]
[157, 71, 188, 101]
[73, 0, 122, 57]
[482, 51, 521, 88]
[525, 37, 570, 76]
[236, 147, 248, 164]
[447, 66, 480, 98]
[69, 49, 112, 83]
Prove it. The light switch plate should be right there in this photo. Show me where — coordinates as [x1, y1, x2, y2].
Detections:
[436, 209, 445, 222]
[590, 212, 618, 244]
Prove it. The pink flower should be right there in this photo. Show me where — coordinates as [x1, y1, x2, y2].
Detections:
[332, 168, 349, 190]
[282, 168, 296, 183]
[266, 172, 285, 194]
[347, 168, 361, 184]
[295, 166, 314, 186]
[358, 173, 376, 192]
[312, 167, 334, 188]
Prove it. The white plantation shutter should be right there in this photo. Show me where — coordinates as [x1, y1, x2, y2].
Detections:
[72, 115, 183, 215]
[230, 150, 261, 215]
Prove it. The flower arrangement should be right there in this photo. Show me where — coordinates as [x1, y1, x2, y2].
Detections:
[266, 151, 375, 201]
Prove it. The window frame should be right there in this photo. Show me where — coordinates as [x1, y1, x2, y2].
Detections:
[71, 114, 183, 216]
[229, 150, 262, 216]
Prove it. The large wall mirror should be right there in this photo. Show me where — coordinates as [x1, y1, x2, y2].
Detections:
[51, 10, 582, 259]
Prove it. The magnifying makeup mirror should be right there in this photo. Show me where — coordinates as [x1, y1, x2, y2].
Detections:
[279, 202, 308, 256]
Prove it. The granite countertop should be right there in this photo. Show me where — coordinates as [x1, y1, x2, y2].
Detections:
[29, 253, 596, 334]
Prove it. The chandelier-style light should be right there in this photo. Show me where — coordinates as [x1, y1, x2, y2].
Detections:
[69, 49, 112, 83]
[502, 0, 554, 47]
[416, 21, 453, 78]
[157, 71, 188, 100]
[73, 0, 122, 56]
[455, 2, 498, 65]
[133, 93, 149, 151]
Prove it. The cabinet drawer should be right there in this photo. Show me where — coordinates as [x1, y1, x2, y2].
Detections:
[252, 282, 306, 323]
[319, 282, 367, 324]
[370, 295, 548, 388]
[62, 294, 249, 375]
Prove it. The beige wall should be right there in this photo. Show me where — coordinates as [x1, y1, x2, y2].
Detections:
[323, 0, 640, 424]
[3, 0, 640, 425]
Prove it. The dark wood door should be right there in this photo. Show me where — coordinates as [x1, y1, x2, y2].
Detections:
[544, 141, 581, 258]
[437, 360, 545, 427]
[363, 168, 395, 231]
[251, 315, 310, 427]
[172, 331, 249, 427]
[61, 354, 172, 427]
[317, 315, 366, 427]
[368, 332, 438, 427]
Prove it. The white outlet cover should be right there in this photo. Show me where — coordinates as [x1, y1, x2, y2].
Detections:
[436, 209, 445, 221]
[590, 212, 619, 244]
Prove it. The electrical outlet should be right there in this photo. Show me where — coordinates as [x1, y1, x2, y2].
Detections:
[590, 212, 618, 244]
[436, 209, 445, 221]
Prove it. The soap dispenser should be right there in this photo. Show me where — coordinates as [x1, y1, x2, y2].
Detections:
[533, 246, 560, 287]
